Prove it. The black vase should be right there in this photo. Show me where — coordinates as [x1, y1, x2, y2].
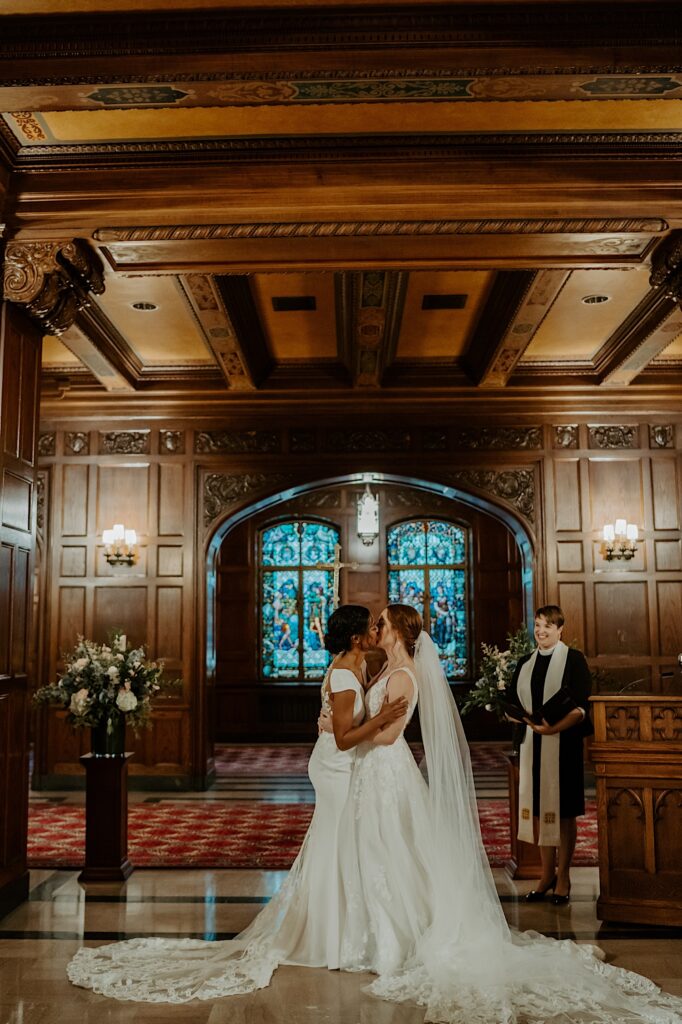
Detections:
[91, 717, 126, 757]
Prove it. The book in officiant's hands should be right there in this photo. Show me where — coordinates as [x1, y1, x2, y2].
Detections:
[500, 687, 578, 727]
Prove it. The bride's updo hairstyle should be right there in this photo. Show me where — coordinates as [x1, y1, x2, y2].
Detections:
[386, 604, 422, 658]
[324, 604, 372, 654]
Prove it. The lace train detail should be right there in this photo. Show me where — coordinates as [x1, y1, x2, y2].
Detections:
[67, 937, 280, 1003]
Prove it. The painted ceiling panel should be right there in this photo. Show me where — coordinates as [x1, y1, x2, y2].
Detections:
[397, 271, 493, 359]
[7, 99, 682, 146]
[95, 274, 214, 365]
[521, 269, 653, 362]
[251, 273, 338, 360]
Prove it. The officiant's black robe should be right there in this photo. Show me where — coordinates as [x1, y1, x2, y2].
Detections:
[509, 648, 593, 819]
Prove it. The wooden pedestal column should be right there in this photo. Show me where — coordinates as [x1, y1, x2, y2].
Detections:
[591, 695, 682, 927]
[78, 753, 134, 883]
[504, 752, 542, 878]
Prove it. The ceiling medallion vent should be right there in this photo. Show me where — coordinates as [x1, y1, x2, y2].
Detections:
[581, 294, 610, 305]
[131, 302, 158, 311]
[271, 296, 316, 312]
[421, 294, 467, 310]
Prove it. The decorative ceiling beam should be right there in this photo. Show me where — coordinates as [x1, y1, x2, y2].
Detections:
[336, 271, 407, 388]
[57, 324, 135, 393]
[73, 299, 141, 389]
[596, 288, 680, 387]
[463, 270, 569, 387]
[212, 275, 274, 388]
[179, 274, 255, 391]
[3, 238, 105, 336]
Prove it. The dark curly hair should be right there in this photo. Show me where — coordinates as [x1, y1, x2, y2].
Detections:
[324, 605, 372, 655]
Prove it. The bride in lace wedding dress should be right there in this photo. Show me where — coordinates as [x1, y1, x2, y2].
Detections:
[68, 599, 682, 1022]
[331, 604, 682, 1024]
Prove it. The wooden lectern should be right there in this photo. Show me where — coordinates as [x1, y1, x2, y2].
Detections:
[590, 694, 682, 927]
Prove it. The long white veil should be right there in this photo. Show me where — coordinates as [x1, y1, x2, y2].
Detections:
[369, 631, 682, 1024]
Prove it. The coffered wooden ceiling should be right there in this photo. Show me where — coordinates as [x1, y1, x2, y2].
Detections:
[3, 0, 682, 408]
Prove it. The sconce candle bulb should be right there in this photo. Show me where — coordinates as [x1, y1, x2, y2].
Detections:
[601, 519, 639, 561]
[103, 523, 138, 566]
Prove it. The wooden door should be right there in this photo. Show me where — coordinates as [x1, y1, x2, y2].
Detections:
[0, 302, 41, 917]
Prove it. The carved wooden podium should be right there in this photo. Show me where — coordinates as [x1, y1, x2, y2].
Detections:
[590, 695, 682, 927]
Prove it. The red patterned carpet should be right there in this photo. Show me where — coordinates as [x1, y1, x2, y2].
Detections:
[27, 798, 598, 870]
[212, 742, 508, 776]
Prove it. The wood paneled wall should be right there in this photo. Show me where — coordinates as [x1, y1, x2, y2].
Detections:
[34, 430, 194, 788]
[35, 415, 682, 787]
[0, 303, 41, 916]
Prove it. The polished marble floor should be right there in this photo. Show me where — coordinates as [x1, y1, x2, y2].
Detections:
[2, 865, 682, 1024]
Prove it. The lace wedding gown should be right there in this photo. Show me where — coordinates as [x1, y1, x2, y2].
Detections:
[67, 666, 366, 1001]
[68, 642, 682, 1022]
[334, 647, 682, 1024]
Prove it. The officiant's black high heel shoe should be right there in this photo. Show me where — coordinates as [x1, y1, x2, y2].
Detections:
[551, 884, 571, 905]
[524, 874, 557, 902]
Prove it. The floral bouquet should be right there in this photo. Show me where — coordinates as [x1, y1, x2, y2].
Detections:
[33, 631, 163, 735]
[460, 626, 533, 719]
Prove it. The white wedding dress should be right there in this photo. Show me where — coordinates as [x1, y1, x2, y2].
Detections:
[68, 641, 682, 1023]
[67, 665, 366, 1000]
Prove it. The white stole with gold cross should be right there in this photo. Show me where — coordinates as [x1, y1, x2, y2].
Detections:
[516, 641, 569, 847]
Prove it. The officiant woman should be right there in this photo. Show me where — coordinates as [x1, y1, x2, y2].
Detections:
[508, 604, 593, 905]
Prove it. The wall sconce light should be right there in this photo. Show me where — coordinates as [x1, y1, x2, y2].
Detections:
[102, 523, 138, 566]
[357, 481, 379, 546]
[601, 519, 638, 561]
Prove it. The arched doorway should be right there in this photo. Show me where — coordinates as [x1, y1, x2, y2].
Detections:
[199, 473, 535, 773]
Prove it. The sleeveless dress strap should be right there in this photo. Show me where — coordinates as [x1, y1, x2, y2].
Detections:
[383, 665, 418, 696]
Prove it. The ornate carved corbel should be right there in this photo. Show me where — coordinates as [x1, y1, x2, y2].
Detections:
[3, 238, 105, 335]
[649, 231, 682, 303]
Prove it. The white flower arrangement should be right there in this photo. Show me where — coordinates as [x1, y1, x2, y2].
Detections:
[460, 627, 533, 720]
[33, 631, 163, 734]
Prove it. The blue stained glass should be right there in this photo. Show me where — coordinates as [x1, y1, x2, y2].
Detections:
[427, 521, 466, 565]
[262, 570, 300, 679]
[261, 519, 340, 680]
[387, 522, 426, 565]
[388, 568, 425, 616]
[429, 567, 467, 677]
[301, 522, 338, 566]
[303, 569, 333, 679]
[387, 518, 469, 680]
[262, 522, 300, 566]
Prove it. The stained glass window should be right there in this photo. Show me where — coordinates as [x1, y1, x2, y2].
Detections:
[260, 520, 339, 680]
[387, 519, 469, 679]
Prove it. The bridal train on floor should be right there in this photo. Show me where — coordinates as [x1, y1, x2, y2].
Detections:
[68, 633, 682, 1023]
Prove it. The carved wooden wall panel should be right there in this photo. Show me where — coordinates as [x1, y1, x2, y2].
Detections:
[36, 431, 194, 788]
[34, 411, 682, 776]
[0, 303, 41, 917]
[650, 459, 679, 531]
[61, 465, 88, 536]
[655, 540, 682, 572]
[557, 582, 587, 651]
[594, 583, 650, 657]
[553, 459, 581, 531]
[656, 582, 682, 655]
[588, 459, 644, 534]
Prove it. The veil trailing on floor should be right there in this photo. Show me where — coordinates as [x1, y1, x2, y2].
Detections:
[366, 631, 682, 1024]
[68, 632, 682, 1020]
